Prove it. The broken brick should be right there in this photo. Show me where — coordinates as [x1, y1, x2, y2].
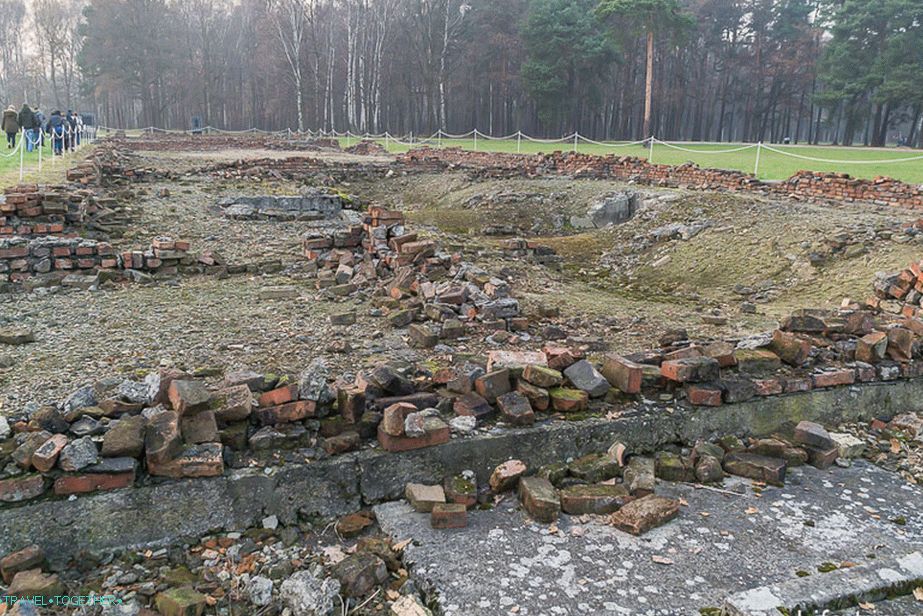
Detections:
[518, 476, 560, 522]
[610, 495, 681, 535]
[430, 503, 467, 529]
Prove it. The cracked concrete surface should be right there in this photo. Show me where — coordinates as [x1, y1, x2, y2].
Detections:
[375, 462, 923, 615]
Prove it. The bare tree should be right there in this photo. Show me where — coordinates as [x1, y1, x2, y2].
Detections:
[267, 0, 308, 131]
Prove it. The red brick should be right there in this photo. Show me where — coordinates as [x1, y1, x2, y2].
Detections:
[31, 434, 68, 472]
[0, 474, 45, 503]
[256, 400, 316, 425]
[257, 384, 299, 407]
[782, 377, 813, 393]
[600, 354, 643, 394]
[753, 379, 782, 396]
[53, 471, 135, 495]
[382, 402, 417, 436]
[686, 384, 722, 406]
[0, 246, 28, 259]
[377, 421, 449, 452]
[430, 503, 467, 528]
[812, 369, 855, 388]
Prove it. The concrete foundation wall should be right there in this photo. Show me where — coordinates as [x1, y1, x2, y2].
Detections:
[4, 378, 922, 565]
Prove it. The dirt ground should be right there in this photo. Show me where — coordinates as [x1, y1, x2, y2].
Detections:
[1, 143, 920, 412]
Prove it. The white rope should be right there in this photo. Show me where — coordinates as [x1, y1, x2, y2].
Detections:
[760, 144, 923, 165]
[577, 134, 649, 148]
[652, 138, 758, 154]
[81, 123, 923, 169]
[473, 129, 520, 141]
[521, 133, 575, 144]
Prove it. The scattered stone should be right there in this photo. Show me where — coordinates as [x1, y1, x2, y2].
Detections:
[548, 387, 588, 412]
[496, 391, 535, 426]
[390, 594, 433, 616]
[723, 452, 786, 486]
[829, 432, 865, 459]
[431, 502, 467, 529]
[600, 354, 643, 394]
[246, 575, 274, 607]
[490, 459, 526, 492]
[793, 420, 835, 450]
[610, 495, 681, 535]
[336, 512, 375, 538]
[560, 484, 629, 515]
[1, 545, 45, 584]
[0, 327, 35, 345]
[167, 380, 212, 415]
[58, 436, 98, 471]
[518, 476, 560, 522]
[623, 456, 655, 495]
[405, 483, 446, 512]
[522, 364, 563, 388]
[7, 569, 64, 599]
[332, 552, 388, 597]
[563, 359, 610, 398]
[280, 570, 341, 616]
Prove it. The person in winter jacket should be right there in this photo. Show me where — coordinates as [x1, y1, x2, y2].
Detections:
[47, 110, 65, 155]
[18, 104, 37, 152]
[34, 109, 46, 148]
[2, 106, 19, 148]
[64, 109, 77, 151]
[73, 112, 83, 146]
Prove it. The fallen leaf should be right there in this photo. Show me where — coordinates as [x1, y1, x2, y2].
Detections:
[679, 498, 689, 507]
[651, 555, 674, 565]
[700, 511, 711, 517]
[205, 596, 218, 606]
[745, 507, 758, 515]
[858, 601, 875, 611]
[840, 561, 859, 568]
[386, 590, 400, 601]
[392, 538, 412, 552]
[913, 586, 923, 601]
[891, 438, 902, 454]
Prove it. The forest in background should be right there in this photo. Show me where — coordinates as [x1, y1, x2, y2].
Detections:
[2, 0, 922, 146]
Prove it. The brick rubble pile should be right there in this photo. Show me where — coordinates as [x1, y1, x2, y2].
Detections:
[304, 206, 524, 337]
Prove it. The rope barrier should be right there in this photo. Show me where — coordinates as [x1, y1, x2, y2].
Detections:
[759, 144, 923, 165]
[86, 124, 923, 175]
[652, 138, 759, 154]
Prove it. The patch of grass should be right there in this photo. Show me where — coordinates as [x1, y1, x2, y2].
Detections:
[344, 136, 923, 183]
[0, 138, 85, 189]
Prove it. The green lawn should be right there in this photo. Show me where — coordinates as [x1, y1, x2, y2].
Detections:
[0, 136, 88, 187]
[338, 135, 923, 184]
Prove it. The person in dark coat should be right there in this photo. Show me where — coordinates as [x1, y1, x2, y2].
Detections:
[47, 110, 65, 155]
[18, 104, 37, 152]
[64, 109, 77, 151]
[34, 109, 46, 148]
[2, 106, 19, 148]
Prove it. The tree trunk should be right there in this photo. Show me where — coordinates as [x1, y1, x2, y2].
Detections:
[643, 29, 653, 138]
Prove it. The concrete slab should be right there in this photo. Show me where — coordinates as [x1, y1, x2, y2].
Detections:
[375, 462, 923, 615]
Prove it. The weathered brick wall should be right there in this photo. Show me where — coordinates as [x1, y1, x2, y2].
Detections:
[395, 149, 923, 207]
[0, 235, 224, 285]
[0, 185, 91, 237]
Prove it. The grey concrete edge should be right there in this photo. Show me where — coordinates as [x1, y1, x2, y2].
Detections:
[3, 378, 923, 565]
[721, 551, 923, 615]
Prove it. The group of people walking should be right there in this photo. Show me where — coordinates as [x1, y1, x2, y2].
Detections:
[1, 104, 84, 155]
